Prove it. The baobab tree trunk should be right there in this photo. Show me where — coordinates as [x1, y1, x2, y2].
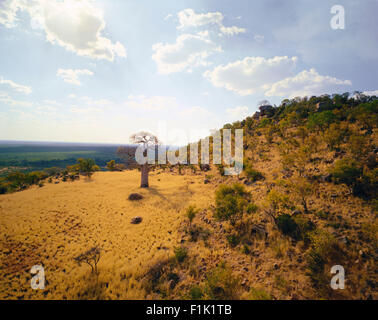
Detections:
[141, 163, 149, 188]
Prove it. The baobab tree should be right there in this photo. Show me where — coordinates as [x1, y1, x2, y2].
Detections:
[129, 131, 160, 188]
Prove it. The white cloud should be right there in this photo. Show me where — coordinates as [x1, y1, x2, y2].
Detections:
[180, 105, 211, 117]
[265, 69, 352, 98]
[204, 56, 298, 95]
[177, 8, 246, 36]
[125, 95, 178, 111]
[219, 26, 246, 36]
[79, 96, 114, 108]
[57, 68, 93, 86]
[226, 106, 250, 120]
[254, 34, 264, 42]
[152, 32, 222, 74]
[363, 90, 378, 96]
[0, 76, 32, 94]
[177, 8, 223, 29]
[164, 14, 173, 21]
[0, 0, 21, 28]
[0, 0, 127, 61]
[0, 92, 33, 107]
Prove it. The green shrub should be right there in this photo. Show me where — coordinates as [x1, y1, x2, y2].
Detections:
[226, 234, 240, 248]
[265, 189, 293, 217]
[214, 184, 249, 226]
[246, 203, 258, 215]
[188, 226, 210, 242]
[242, 244, 251, 255]
[330, 158, 362, 193]
[258, 118, 271, 128]
[292, 214, 316, 242]
[174, 246, 188, 263]
[307, 110, 337, 131]
[205, 264, 240, 299]
[306, 230, 346, 295]
[323, 122, 349, 150]
[315, 210, 329, 220]
[77, 158, 100, 178]
[277, 214, 299, 239]
[106, 160, 116, 171]
[347, 135, 369, 159]
[186, 205, 197, 226]
[189, 286, 203, 300]
[245, 167, 264, 182]
[250, 287, 272, 300]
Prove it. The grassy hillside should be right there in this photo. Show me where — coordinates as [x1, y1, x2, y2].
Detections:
[0, 93, 377, 300]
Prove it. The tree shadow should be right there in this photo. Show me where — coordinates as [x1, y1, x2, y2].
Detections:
[76, 273, 107, 300]
[145, 186, 169, 202]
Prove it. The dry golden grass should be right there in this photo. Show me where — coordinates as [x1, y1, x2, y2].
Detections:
[0, 170, 214, 299]
[0, 127, 376, 300]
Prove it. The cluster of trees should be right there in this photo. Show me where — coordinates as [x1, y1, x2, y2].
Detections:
[0, 158, 103, 194]
[106, 160, 126, 172]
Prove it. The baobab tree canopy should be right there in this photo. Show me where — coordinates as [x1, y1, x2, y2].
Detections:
[129, 131, 161, 188]
[130, 131, 160, 146]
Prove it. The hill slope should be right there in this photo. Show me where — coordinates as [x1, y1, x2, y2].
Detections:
[0, 93, 377, 300]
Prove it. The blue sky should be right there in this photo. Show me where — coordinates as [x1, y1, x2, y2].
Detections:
[0, 0, 377, 145]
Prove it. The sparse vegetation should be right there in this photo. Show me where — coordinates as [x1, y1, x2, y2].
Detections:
[205, 264, 240, 300]
[174, 246, 188, 263]
[1, 93, 376, 300]
[214, 183, 249, 226]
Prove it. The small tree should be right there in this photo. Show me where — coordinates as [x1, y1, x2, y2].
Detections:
[74, 246, 101, 275]
[76, 158, 100, 179]
[324, 123, 349, 151]
[214, 184, 249, 226]
[129, 131, 160, 188]
[106, 160, 116, 171]
[330, 158, 362, 193]
[288, 177, 313, 214]
[186, 205, 197, 226]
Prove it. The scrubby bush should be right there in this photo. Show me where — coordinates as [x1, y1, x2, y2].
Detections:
[277, 214, 299, 239]
[188, 226, 211, 242]
[330, 158, 362, 193]
[295, 126, 309, 143]
[347, 134, 369, 159]
[174, 246, 188, 263]
[288, 177, 313, 213]
[307, 110, 337, 131]
[106, 160, 116, 171]
[250, 287, 272, 300]
[324, 122, 349, 151]
[265, 189, 293, 218]
[242, 244, 251, 254]
[186, 205, 197, 226]
[292, 214, 316, 242]
[226, 234, 240, 248]
[189, 286, 203, 300]
[205, 264, 240, 299]
[246, 203, 258, 215]
[76, 158, 100, 178]
[214, 184, 249, 226]
[306, 230, 346, 296]
[245, 166, 264, 182]
[128, 193, 143, 201]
